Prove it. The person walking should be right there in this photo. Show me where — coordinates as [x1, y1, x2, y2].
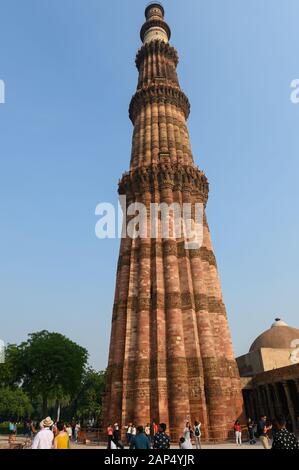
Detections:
[247, 418, 256, 445]
[272, 415, 299, 450]
[107, 423, 114, 449]
[32, 417, 54, 449]
[234, 420, 242, 446]
[194, 421, 202, 449]
[153, 423, 171, 449]
[130, 426, 151, 449]
[54, 422, 69, 449]
[113, 423, 124, 449]
[257, 415, 272, 449]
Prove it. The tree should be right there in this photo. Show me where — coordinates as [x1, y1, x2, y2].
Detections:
[0, 387, 32, 421]
[15, 331, 88, 416]
[0, 344, 21, 389]
[68, 368, 106, 424]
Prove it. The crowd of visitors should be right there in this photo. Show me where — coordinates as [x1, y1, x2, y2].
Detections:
[106, 414, 299, 450]
[5, 413, 299, 450]
[7, 417, 81, 449]
[106, 420, 201, 449]
[30, 417, 81, 449]
[233, 415, 299, 449]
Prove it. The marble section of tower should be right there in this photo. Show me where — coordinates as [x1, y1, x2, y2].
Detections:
[103, 4, 244, 440]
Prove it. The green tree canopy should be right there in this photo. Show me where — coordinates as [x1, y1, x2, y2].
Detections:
[14, 330, 88, 415]
[0, 344, 20, 388]
[69, 368, 106, 423]
[0, 387, 32, 421]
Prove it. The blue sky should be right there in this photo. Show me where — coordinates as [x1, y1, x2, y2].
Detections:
[0, 0, 298, 370]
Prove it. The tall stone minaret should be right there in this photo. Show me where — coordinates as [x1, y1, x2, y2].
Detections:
[103, 3, 244, 440]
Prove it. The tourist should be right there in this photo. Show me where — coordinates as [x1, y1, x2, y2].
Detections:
[32, 417, 54, 449]
[30, 421, 37, 438]
[88, 417, 94, 430]
[111, 439, 117, 449]
[125, 422, 133, 446]
[150, 419, 158, 445]
[145, 423, 151, 438]
[52, 422, 58, 437]
[66, 423, 73, 442]
[24, 420, 31, 438]
[8, 420, 15, 435]
[179, 437, 193, 449]
[113, 423, 124, 449]
[107, 423, 114, 449]
[74, 422, 80, 443]
[234, 420, 242, 446]
[286, 415, 293, 433]
[8, 421, 17, 447]
[257, 415, 272, 449]
[131, 424, 137, 442]
[130, 426, 151, 449]
[183, 421, 192, 445]
[247, 418, 256, 444]
[193, 421, 202, 449]
[272, 415, 299, 450]
[54, 421, 69, 449]
[71, 421, 76, 441]
[153, 423, 171, 449]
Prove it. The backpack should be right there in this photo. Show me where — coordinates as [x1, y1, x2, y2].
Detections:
[195, 426, 200, 437]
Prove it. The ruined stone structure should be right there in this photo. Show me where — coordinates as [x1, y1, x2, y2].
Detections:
[238, 319, 299, 434]
[103, 4, 243, 440]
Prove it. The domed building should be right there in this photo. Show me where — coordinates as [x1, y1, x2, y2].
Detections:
[237, 319, 299, 433]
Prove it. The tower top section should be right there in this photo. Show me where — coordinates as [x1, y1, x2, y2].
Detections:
[141, 3, 171, 44]
[145, 2, 164, 19]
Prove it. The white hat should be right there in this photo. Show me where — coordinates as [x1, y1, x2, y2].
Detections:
[42, 417, 54, 428]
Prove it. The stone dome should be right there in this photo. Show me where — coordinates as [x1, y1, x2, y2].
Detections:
[249, 318, 299, 352]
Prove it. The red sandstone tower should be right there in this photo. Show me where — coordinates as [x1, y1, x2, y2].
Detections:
[104, 3, 244, 440]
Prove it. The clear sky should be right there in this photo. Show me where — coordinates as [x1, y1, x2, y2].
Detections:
[0, 0, 298, 370]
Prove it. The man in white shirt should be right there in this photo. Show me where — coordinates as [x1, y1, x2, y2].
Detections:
[32, 417, 54, 449]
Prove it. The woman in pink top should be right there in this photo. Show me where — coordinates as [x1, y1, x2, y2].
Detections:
[234, 420, 242, 446]
[107, 424, 114, 449]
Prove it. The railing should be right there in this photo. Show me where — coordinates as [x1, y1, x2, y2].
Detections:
[78, 428, 104, 445]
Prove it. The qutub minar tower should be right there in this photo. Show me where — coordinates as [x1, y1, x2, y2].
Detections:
[104, 4, 244, 440]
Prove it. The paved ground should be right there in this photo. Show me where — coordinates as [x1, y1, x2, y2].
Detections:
[0, 435, 264, 450]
